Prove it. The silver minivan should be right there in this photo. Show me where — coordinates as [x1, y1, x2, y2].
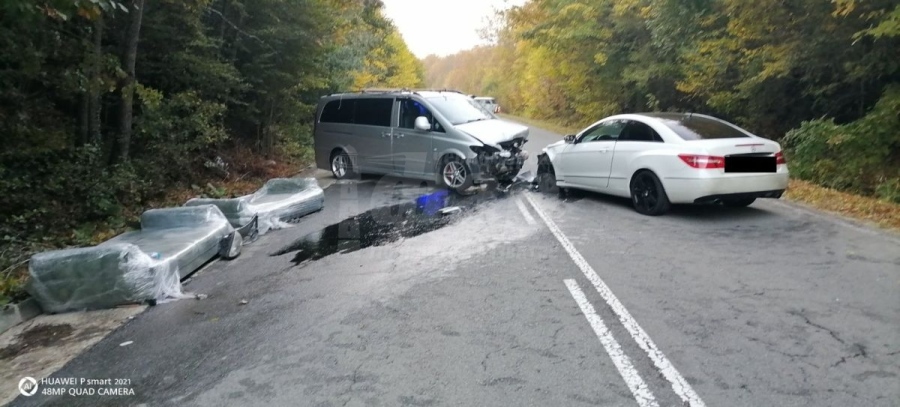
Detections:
[313, 90, 529, 190]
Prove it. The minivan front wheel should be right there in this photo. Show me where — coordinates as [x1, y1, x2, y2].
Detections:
[440, 156, 473, 192]
[330, 150, 354, 179]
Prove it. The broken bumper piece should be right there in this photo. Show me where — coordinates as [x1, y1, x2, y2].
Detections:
[471, 150, 529, 183]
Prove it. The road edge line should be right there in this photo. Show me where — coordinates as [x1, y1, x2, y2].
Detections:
[564, 279, 659, 407]
[515, 198, 537, 225]
[525, 194, 706, 407]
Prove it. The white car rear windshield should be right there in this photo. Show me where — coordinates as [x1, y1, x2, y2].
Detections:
[657, 115, 751, 140]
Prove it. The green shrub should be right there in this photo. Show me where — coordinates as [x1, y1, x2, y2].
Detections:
[134, 88, 230, 184]
[783, 85, 900, 203]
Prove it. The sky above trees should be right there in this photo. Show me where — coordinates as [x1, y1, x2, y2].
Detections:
[381, 0, 526, 58]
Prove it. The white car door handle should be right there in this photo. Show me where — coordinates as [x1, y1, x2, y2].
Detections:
[381, 132, 391, 138]
[597, 149, 610, 154]
[395, 133, 405, 138]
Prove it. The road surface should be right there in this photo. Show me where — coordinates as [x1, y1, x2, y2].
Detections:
[9, 123, 900, 407]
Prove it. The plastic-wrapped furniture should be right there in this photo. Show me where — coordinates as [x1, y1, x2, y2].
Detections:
[26, 205, 240, 313]
[185, 177, 325, 236]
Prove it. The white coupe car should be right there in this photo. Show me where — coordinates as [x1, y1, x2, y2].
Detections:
[536, 113, 789, 215]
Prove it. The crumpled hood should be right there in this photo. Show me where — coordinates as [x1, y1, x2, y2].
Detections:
[456, 119, 529, 146]
[542, 139, 568, 162]
[544, 139, 566, 151]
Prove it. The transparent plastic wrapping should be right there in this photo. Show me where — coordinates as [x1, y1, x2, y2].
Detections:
[185, 177, 324, 235]
[26, 205, 234, 313]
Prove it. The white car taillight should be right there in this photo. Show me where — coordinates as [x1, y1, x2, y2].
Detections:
[678, 154, 725, 169]
[775, 151, 786, 165]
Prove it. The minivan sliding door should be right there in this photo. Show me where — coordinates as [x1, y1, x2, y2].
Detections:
[392, 98, 436, 178]
[353, 98, 395, 175]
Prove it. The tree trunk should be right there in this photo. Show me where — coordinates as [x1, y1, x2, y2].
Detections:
[89, 16, 103, 145]
[228, 11, 243, 62]
[262, 101, 275, 159]
[78, 16, 104, 147]
[217, 0, 229, 42]
[78, 89, 89, 146]
[113, 0, 145, 164]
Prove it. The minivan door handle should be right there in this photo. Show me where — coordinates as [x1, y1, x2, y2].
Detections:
[395, 133, 405, 139]
[381, 132, 392, 138]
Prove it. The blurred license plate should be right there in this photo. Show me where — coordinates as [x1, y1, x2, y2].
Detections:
[725, 156, 776, 173]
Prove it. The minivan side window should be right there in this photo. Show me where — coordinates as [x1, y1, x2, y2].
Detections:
[354, 98, 393, 127]
[399, 99, 443, 132]
[320, 99, 355, 124]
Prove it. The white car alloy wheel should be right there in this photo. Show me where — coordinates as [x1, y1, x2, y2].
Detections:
[629, 171, 671, 216]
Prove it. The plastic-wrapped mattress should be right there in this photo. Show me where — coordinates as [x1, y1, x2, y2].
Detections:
[26, 205, 234, 313]
[185, 177, 324, 235]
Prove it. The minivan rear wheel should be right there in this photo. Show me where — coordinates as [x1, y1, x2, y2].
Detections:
[439, 156, 473, 192]
[330, 150, 354, 180]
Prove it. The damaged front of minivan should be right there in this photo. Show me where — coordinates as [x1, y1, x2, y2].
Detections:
[409, 91, 531, 190]
[456, 119, 530, 184]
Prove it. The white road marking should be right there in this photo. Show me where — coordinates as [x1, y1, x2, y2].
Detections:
[525, 194, 706, 407]
[564, 279, 659, 407]
[515, 198, 537, 225]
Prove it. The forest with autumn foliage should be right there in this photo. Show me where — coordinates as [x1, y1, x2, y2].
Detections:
[0, 0, 424, 302]
[424, 0, 900, 203]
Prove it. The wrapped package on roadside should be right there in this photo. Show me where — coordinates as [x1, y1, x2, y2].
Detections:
[185, 177, 325, 236]
[27, 205, 237, 313]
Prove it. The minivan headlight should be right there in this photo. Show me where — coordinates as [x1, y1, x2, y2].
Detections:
[470, 145, 500, 154]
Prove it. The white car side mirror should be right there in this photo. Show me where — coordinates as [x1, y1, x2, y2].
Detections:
[414, 116, 431, 131]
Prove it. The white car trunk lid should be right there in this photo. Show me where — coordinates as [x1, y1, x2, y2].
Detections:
[687, 138, 781, 156]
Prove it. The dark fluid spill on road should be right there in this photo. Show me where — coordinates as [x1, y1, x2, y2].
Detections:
[272, 189, 464, 266]
[272, 181, 534, 266]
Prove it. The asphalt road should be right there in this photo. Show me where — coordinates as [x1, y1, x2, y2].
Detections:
[10, 123, 900, 407]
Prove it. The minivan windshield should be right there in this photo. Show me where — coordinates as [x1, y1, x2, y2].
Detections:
[427, 95, 492, 125]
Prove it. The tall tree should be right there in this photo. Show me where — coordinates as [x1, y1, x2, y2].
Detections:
[112, 0, 145, 163]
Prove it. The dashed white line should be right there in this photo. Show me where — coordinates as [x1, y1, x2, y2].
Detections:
[515, 198, 537, 225]
[564, 279, 659, 407]
[525, 194, 706, 407]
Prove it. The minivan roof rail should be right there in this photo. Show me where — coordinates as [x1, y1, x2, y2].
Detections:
[359, 88, 414, 93]
[326, 88, 469, 97]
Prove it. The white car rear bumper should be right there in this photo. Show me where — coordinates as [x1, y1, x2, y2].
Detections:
[662, 172, 789, 203]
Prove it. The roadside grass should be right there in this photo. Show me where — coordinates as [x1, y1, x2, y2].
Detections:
[500, 113, 900, 232]
[784, 179, 900, 231]
[0, 152, 305, 307]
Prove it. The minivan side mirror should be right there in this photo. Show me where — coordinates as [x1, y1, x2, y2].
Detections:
[414, 116, 431, 131]
[564, 134, 576, 144]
